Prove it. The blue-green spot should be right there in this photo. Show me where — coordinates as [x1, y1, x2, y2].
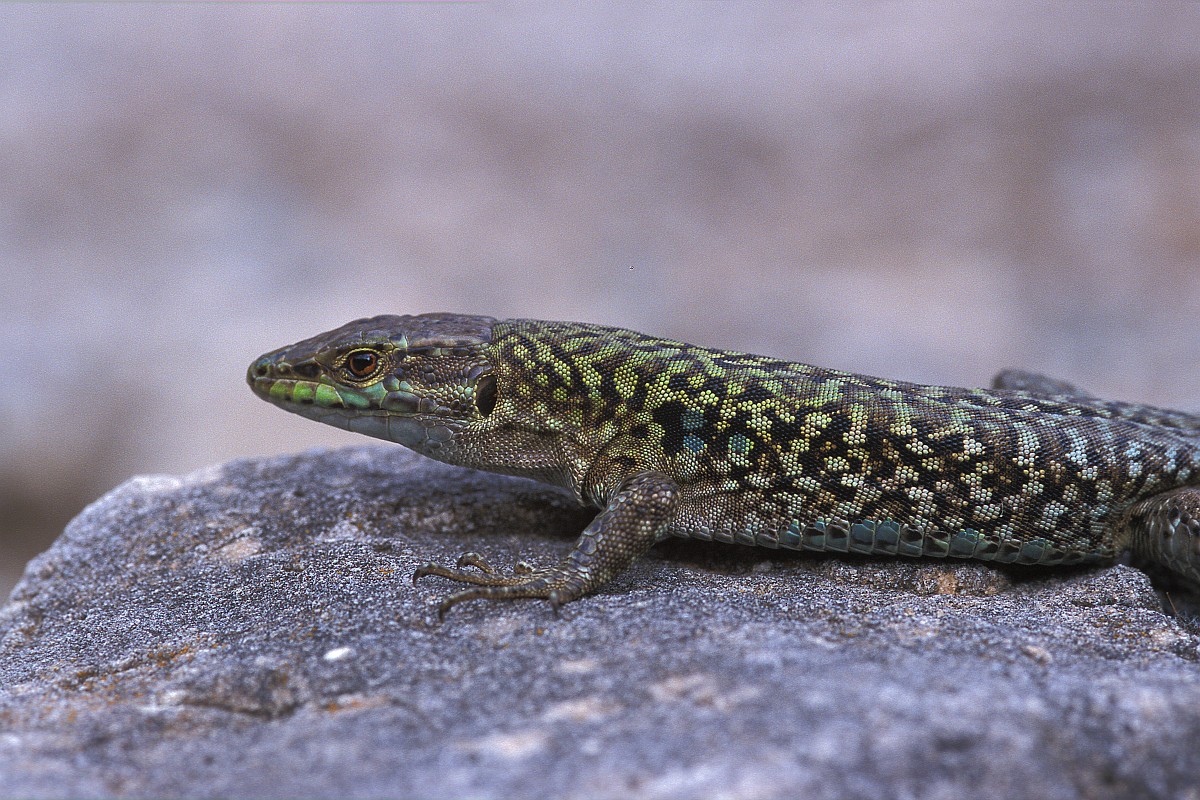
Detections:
[1018, 540, 1047, 562]
[948, 529, 980, 557]
[849, 521, 876, 553]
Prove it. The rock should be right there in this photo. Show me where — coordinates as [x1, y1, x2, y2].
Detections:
[2, 446, 1199, 799]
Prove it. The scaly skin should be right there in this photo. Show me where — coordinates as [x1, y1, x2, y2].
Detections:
[248, 313, 1200, 615]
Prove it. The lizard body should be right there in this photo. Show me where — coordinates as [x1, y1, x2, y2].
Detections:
[248, 314, 1200, 614]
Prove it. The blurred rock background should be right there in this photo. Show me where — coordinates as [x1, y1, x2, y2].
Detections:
[3, 3, 1200, 601]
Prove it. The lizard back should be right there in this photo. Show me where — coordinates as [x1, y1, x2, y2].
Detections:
[488, 319, 1200, 565]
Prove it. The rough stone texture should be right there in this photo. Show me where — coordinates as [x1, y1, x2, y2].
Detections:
[2, 446, 1200, 799]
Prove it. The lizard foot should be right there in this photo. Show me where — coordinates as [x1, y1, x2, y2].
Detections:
[429, 552, 535, 576]
[412, 557, 590, 619]
[411, 470, 680, 618]
[1127, 487, 1200, 585]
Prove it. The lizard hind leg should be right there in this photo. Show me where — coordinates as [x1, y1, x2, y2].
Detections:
[1126, 487, 1200, 585]
[991, 369, 1096, 400]
[412, 471, 680, 618]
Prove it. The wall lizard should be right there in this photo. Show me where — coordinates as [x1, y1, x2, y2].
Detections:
[248, 314, 1200, 615]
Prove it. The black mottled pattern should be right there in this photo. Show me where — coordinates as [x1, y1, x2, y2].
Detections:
[480, 319, 1200, 566]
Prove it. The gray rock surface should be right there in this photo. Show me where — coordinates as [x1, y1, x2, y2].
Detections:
[2, 445, 1200, 799]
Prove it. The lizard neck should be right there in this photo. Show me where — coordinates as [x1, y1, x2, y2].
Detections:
[460, 319, 706, 505]
[443, 319, 665, 503]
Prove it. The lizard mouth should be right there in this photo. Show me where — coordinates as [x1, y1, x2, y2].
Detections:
[248, 369, 461, 451]
[249, 375, 376, 411]
[247, 351, 466, 453]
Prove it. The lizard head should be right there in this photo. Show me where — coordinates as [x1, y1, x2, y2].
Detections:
[247, 313, 498, 456]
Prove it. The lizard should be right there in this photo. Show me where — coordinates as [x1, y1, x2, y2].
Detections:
[247, 313, 1200, 616]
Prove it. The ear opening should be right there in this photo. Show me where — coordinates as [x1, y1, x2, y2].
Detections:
[475, 374, 497, 416]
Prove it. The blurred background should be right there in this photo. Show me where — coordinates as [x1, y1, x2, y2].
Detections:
[4, 3, 1200, 600]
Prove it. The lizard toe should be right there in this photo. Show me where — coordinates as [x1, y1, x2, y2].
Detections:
[454, 552, 496, 573]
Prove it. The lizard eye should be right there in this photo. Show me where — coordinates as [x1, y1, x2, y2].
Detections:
[345, 350, 380, 379]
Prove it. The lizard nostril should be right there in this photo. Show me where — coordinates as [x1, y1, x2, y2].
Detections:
[254, 364, 269, 378]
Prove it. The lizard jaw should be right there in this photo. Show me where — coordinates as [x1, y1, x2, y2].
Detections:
[247, 372, 463, 452]
[287, 402, 461, 452]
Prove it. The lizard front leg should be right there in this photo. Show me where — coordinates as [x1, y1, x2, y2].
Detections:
[413, 471, 679, 617]
[1126, 487, 1200, 584]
